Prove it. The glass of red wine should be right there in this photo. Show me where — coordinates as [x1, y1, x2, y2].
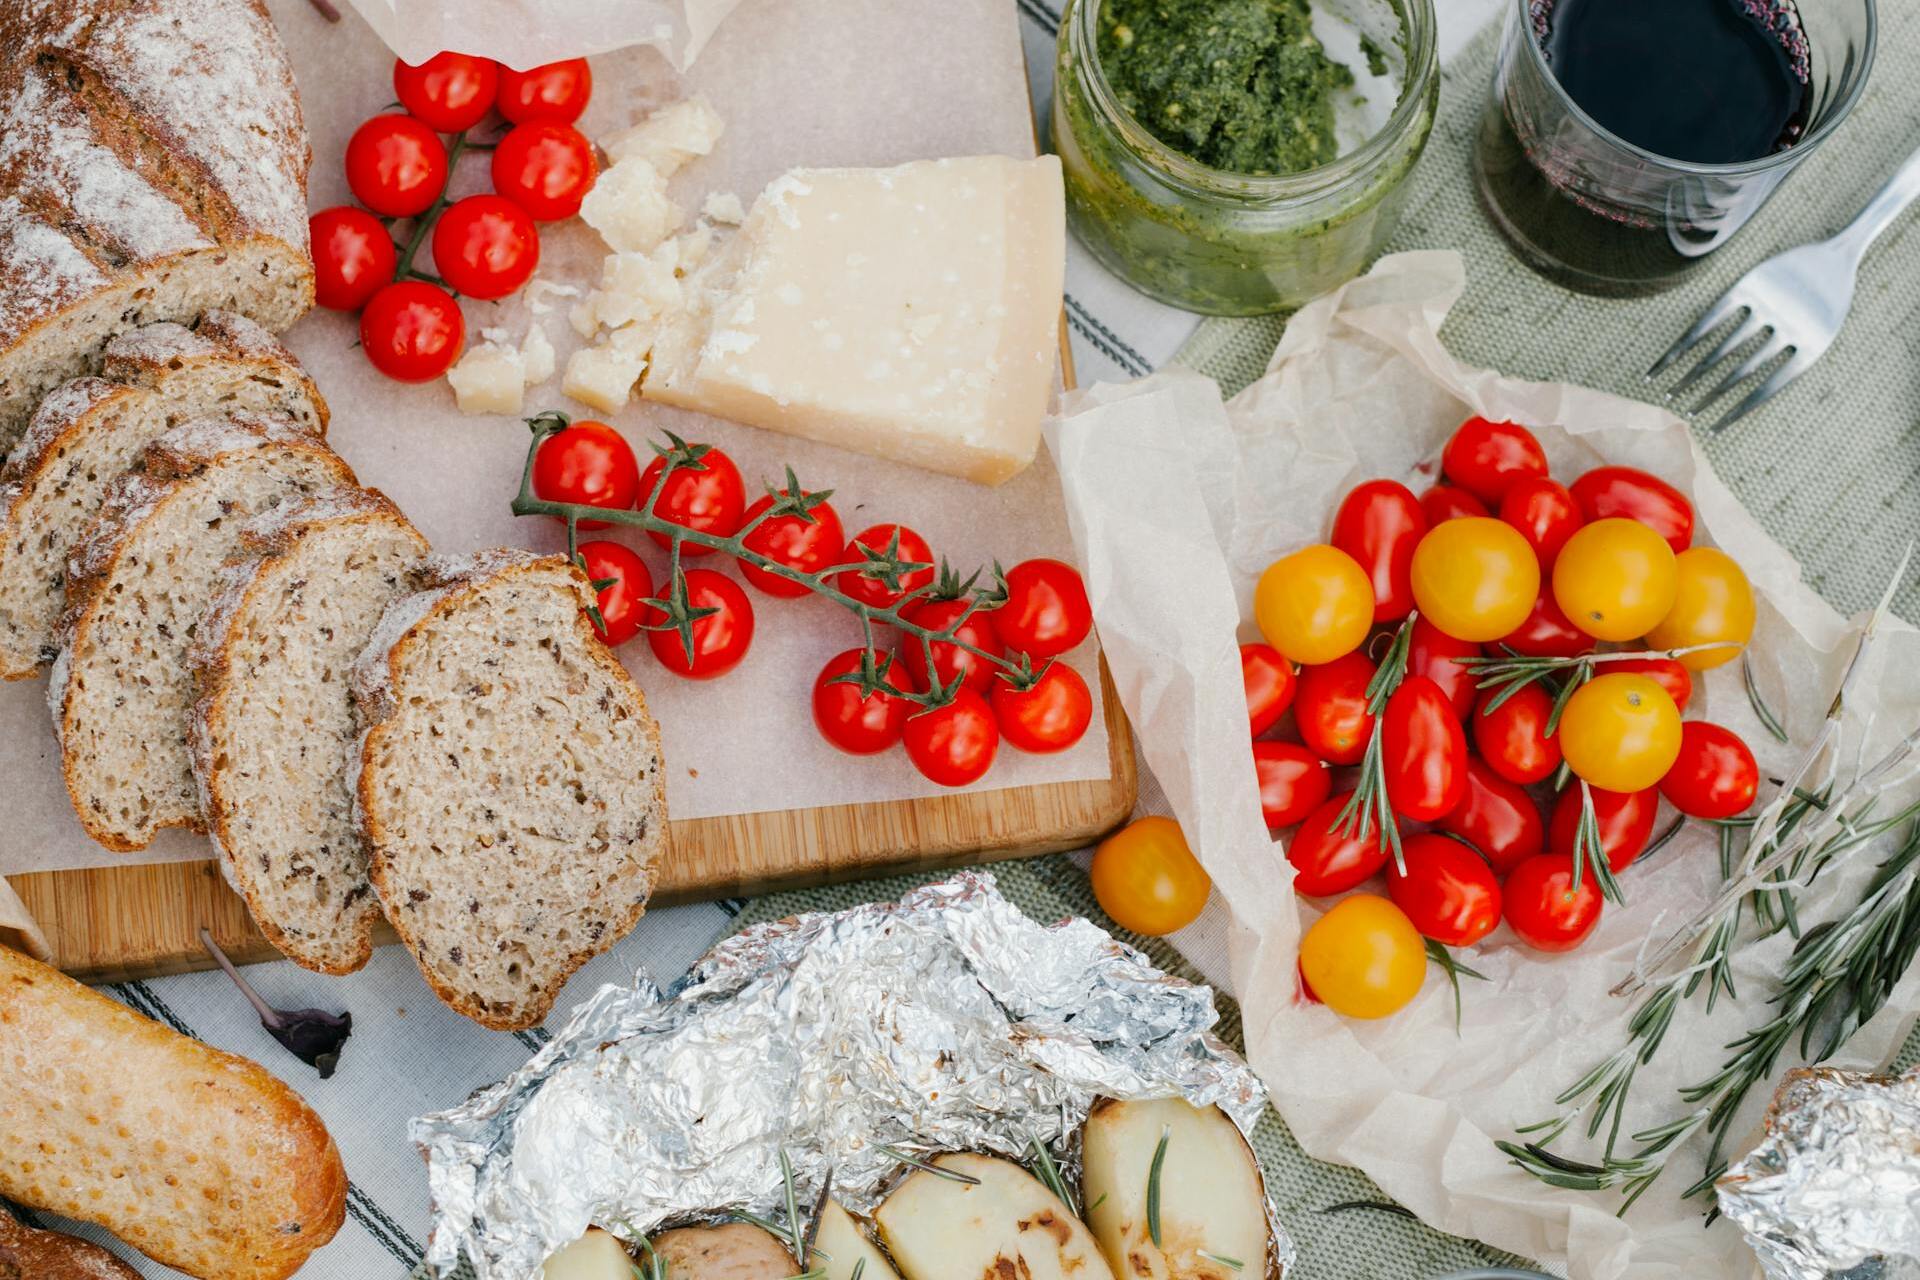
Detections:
[1473, 0, 1876, 296]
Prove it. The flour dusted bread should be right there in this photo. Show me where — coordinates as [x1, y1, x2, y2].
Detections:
[0, 945, 346, 1280]
[0, 1214, 141, 1280]
[52, 414, 355, 851]
[0, 312, 325, 679]
[0, 0, 314, 451]
[352, 549, 668, 1029]
[189, 490, 427, 973]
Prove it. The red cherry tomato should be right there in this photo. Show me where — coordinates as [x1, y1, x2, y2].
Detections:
[1241, 643, 1296, 738]
[1441, 417, 1549, 504]
[1406, 616, 1481, 720]
[1472, 683, 1563, 785]
[1605, 656, 1694, 713]
[428, 194, 539, 300]
[1499, 477, 1582, 568]
[496, 59, 593, 125]
[1500, 590, 1593, 659]
[1504, 853, 1603, 951]
[358, 281, 464, 382]
[490, 122, 597, 221]
[639, 444, 745, 554]
[1387, 833, 1502, 946]
[992, 661, 1093, 754]
[903, 689, 1000, 786]
[1659, 722, 1759, 819]
[736, 489, 845, 597]
[1287, 793, 1393, 896]
[1569, 466, 1695, 553]
[836, 524, 936, 609]
[392, 53, 499, 132]
[308, 207, 396, 311]
[997, 559, 1093, 659]
[345, 114, 448, 217]
[1548, 784, 1659, 872]
[1294, 652, 1376, 766]
[1420, 485, 1490, 524]
[530, 419, 640, 529]
[1381, 676, 1468, 822]
[812, 648, 914, 755]
[646, 568, 755, 679]
[1331, 480, 1428, 623]
[1254, 741, 1331, 829]
[901, 598, 1004, 697]
[1437, 758, 1545, 875]
[575, 540, 652, 647]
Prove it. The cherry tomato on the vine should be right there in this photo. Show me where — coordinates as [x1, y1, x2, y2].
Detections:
[491, 122, 597, 221]
[1504, 854, 1603, 952]
[1437, 758, 1544, 875]
[1409, 517, 1540, 643]
[1254, 741, 1331, 830]
[812, 648, 914, 755]
[1498, 477, 1582, 568]
[836, 524, 936, 609]
[530, 418, 640, 528]
[309, 207, 397, 311]
[1420, 485, 1490, 524]
[639, 443, 745, 554]
[1569, 466, 1694, 553]
[1387, 833, 1502, 947]
[1331, 480, 1427, 623]
[992, 660, 1093, 754]
[1090, 816, 1210, 936]
[1604, 656, 1693, 712]
[1441, 417, 1549, 504]
[647, 568, 755, 679]
[1643, 547, 1755, 670]
[1287, 792, 1393, 896]
[1472, 683, 1563, 785]
[1294, 651, 1376, 766]
[1254, 544, 1373, 666]
[1381, 676, 1468, 823]
[736, 489, 844, 596]
[1553, 518, 1677, 642]
[575, 540, 651, 647]
[358, 281, 465, 382]
[430, 194, 539, 300]
[997, 558, 1093, 659]
[1659, 721, 1759, 819]
[1406, 616, 1481, 720]
[1558, 673, 1682, 793]
[1548, 784, 1658, 872]
[392, 53, 499, 133]
[345, 114, 448, 217]
[1241, 642, 1296, 738]
[1298, 895, 1427, 1019]
[902, 689, 999, 786]
[496, 58, 593, 125]
[1500, 589, 1592, 659]
[901, 598, 1003, 697]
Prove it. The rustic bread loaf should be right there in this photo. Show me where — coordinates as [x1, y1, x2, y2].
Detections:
[51, 414, 356, 851]
[0, 312, 325, 679]
[0, 0, 314, 452]
[0, 1213, 142, 1280]
[0, 945, 346, 1280]
[188, 489, 428, 974]
[352, 549, 668, 1030]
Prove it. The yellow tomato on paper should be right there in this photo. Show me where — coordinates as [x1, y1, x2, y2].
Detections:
[1090, 816, 1211, 936]
[1254, 544, 1373, 666]
[1559, 672, 1682, 792]
[1644, 547, 1755, 670]
[1299, 894, 1427, 1019]
[1552, 518, 1678, 642]
[1408, 517, 1540, 642]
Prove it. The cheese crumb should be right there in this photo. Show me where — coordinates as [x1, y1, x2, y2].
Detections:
[586, 242, 684, 330]
[601, 97, 725, 176]
[579, 154, 682, 254]
[562, 323, 655, 413]
[520, 323, 556, 386]
[447, 342, 526, 415]
[702, 191, 746, 224]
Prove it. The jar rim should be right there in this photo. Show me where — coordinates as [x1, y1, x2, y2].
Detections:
[1067, 0, 1440, 203]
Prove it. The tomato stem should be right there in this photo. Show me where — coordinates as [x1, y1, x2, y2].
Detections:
[391, 128, 471, 283]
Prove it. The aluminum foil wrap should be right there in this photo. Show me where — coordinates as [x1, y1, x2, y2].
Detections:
[1717, 1066, 1920, 1280]
[414, 872, 1291, 1279]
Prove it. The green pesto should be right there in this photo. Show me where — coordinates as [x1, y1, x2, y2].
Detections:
[1095, 0, 1355, 176]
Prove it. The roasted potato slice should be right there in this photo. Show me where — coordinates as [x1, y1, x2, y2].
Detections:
[539, 1227, 636, 1280]
[875, 1152, 1115, 1280]
[814, 1199, 902, 1280]
[651, 1223, 797, 1279]
[1081, 1098, 1272, 1279]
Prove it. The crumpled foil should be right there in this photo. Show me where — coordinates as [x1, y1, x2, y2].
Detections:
[414, 872, 1293, 1280]
[1717, 1066, 1920, 1280]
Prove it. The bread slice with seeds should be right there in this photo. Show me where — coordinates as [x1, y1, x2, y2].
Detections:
[0, 312, 325, 679]
[188, 489, 427, 974]
[51, 414, 355, 852]
[352, 549, 668, 1029]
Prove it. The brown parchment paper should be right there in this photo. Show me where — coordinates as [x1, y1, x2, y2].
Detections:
[1045, 251, 1920, 1280]
[0, 0, 1109, 877]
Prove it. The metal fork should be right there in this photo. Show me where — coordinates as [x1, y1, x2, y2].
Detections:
[1648, 142, 1920, 431]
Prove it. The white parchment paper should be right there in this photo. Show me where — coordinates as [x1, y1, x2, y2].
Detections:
[341, 0, 747, 73]
[1046, 250, 1920, 1280]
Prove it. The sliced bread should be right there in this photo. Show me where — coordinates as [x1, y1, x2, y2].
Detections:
[0, 312, 326, 679]
[352, 550, 668, 1030]
[188, 489, 427, 974]
[0, 1213, 142, 1280]
[51, 414, 356, 852]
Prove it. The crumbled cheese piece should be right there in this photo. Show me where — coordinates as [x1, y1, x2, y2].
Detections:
[673, 223, 716, 271]
[447, 342, 526, 415]
[520, 323, 556, 386]
[524, 276, 582, 316]
[579, 154, 682, 254]
[584, 241, 684, 331]
[601, 97, 725, 176]
[562, 323, 655, 413]
[569, 297, 603, 340]
[702, 191, 746, 224]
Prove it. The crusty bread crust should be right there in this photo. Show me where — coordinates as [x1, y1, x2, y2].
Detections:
[351, 550, 670, 1030]
[0, 945, 347, 1280]
[0, 1213, 143, 1280]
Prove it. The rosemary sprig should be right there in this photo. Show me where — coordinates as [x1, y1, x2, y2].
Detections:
[1145, 1125, 1171, 1249]
[1026, 1134, 1078, 1215]
[876, 1145, 980, 1185]
[1457, 643, 1730, 711]
[1569, 780, 1624, 904]
[1742, 653, 1789, 743]
[1424, 938, 1488, 1033]
[1334, 615, 1416, 871]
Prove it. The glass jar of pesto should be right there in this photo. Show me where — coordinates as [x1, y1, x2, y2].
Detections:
[1053, 0, 1438, 316]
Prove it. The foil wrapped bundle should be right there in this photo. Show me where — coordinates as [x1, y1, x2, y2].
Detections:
[414, 872, 1291, 1279]
[1717, 1065, 1920, 1280]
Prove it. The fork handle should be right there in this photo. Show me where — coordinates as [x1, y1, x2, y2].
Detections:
[1831, 143, 1920, 261]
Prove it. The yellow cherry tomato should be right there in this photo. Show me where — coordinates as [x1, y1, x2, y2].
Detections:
[1407, 517, 1540, 642]
[1644, 546, 1755, 670]
[1254, 544, 1374, 666]
[1090, 816, 1211, 936]
[1558, 672, 1683, 792]
[1299, 894, 1427, 1019]
[1552, 518, 1678, 642]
